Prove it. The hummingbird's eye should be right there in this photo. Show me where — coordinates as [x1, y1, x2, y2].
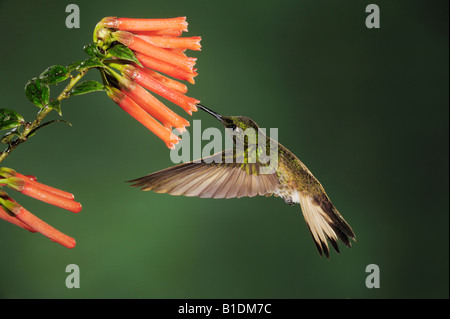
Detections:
[230, 124, 237, 131]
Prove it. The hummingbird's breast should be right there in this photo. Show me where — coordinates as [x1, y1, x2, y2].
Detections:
[273, 143, 322, 204]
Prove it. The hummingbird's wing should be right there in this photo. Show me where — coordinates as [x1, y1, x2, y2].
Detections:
[128, 150, 280, 199]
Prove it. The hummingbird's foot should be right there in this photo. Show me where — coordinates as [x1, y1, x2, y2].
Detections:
[283, 196, 295, 206]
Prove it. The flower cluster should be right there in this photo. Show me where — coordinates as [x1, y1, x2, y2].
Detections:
[0, 168, 81, 248]
[0, 16, 202, 248]
[95, 17, 201, 149]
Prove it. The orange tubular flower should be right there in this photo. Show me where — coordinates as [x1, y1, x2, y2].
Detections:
[138, 68, 188, 94]
[0, 168, 80, 249]
[5, 200, 76, 249]
[0, 206, 36, 233]
[108, 88, 179, 149]
[18, 182, 82, 213]
[101, 17, 188, 32]
[15, 172, 75, 200]
[135, 52, 197, 84]
[96, 16, 201, 149]
[114, 31, 196, 73]
[134, 29, 183, 37]
[1, 168, 82, 214]
[121, 65, 199, 115]
[167, 49, 188, 59]
[5, 177, 81, 213]
[119, 76, 189, 132]
[135, 35, 201, 51]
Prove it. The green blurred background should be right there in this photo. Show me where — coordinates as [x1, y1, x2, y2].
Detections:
[0, 0, 448, 299]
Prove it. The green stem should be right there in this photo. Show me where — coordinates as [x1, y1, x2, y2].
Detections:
[0, 70, 88, 164]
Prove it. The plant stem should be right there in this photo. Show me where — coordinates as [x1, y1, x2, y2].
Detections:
[0, 70, 88, 164]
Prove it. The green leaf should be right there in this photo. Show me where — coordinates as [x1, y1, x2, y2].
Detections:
[69, 80, 105, 97]
[25, 78, 50, 108]
[39, 65, 70, 85]
[48, 100, 62, 115]
[67, 57, 105, 73]
[76, 57, 105, 71]
[0, 108, 25, 130]
[83, 43, 105, 58]
[67, 60, 83, 73]
[106, 44, 141, 66]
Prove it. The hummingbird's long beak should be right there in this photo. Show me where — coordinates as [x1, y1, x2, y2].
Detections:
[197, 104, 223, 122]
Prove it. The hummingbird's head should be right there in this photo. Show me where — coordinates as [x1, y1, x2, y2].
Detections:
[196, 104, 260, 131]
[197, 104, 263, 147]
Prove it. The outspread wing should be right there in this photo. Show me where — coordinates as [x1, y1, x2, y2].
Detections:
[128, 151, 279, 199]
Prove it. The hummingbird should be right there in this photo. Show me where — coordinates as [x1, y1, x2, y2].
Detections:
[128, 104, 356, 258]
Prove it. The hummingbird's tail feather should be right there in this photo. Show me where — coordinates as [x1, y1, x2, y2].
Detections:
[297, 191, 355, 258]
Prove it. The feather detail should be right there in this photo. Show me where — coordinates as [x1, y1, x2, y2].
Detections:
[128, 151, 279, 199]
[297, 191, 355, 258]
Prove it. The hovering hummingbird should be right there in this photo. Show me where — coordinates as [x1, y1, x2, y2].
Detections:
[129, 104, 356, 257]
